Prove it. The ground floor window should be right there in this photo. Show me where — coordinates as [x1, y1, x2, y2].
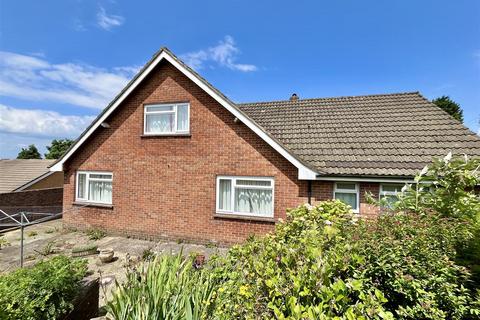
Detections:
[379, 184, 405, 208]
[76, 171, 113, 204]
[216, 176, 274, 217]
[333, 182, 359, 213]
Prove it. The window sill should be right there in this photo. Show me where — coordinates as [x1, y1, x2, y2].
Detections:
[141, 133, 191, 138]
[214, 213, 275, 223]
[73, 202, 113, 209]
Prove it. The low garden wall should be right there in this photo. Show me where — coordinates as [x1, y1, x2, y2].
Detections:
[63, 278, 99, 320]
[0, 187, 63, 215]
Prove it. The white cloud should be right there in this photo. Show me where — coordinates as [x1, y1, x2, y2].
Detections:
[0, 104, 94, 138]
[0, 51, 138, 109]
[97, 6, 124, 31]
[0, 132, 52, 159]
[180, 36, 257, 72]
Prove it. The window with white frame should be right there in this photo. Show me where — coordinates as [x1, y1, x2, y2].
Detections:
[333, 182, 359, 213]
[379, 184, 405, 208]
[144, 103, 189, 135]
[76, 171, 113, 204]
[216, 176, 274, 217]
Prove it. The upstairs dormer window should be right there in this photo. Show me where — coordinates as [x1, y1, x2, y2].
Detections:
[144, 103, 190, 135]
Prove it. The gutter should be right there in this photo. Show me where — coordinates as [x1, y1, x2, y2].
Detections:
[314, 174, 418, 184]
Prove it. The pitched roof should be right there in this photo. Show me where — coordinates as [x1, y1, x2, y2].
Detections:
[49, 48, 317, 179]
[0, 159, 55, 193]
[49, 47, 480, 179]
[238, 92, 480, 177]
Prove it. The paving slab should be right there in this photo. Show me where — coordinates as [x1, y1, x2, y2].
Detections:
[0, 219, 228, 309]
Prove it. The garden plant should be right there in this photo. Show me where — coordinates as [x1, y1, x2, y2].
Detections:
[106, 155, 480, 319]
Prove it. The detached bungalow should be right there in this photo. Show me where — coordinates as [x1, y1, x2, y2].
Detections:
[50, 48, 480, 244]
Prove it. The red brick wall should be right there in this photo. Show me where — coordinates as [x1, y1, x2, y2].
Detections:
[310, 181, 380, 218]
[359, 183, 381, 218]
[0, 187, 63, 215]
[62, 60, 380, 244]
[63, 60, 311, 244]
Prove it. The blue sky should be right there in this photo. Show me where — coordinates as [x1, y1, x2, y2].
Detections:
[0, 0, 479, 159]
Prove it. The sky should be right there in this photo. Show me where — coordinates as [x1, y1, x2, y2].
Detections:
[0, 0, 479, 159]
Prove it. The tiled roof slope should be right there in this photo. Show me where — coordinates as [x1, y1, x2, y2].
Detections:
[238, 92, 480, 177]
[0, 159, 55, 193]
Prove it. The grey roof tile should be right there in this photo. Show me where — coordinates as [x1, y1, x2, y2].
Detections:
[238, 92, 480, 177]
[0, 159, 55, 193]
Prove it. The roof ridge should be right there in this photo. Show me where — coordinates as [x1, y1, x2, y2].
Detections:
[238, 91, 421, 106]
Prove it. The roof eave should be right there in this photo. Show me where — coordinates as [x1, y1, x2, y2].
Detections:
[315, 174, 418, 183]
[50, 48, 318, 180]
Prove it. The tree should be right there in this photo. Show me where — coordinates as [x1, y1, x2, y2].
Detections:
[432, 96, 464, 123]
[44, 139, 74, 159]
[17, 145, 41, 159]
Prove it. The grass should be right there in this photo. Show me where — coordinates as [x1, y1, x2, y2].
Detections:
[86, 228, 106, 240]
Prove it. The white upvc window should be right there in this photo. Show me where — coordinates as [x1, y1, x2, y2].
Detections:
[216, 176, 274, 218]
[144, 103, 190, 135]
[379, 184, 405, 208]
[333, 182, 359, 213]
[76, 171, 113, 205]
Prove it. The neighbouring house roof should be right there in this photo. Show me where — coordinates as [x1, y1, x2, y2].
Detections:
[239, 92, 480, 177]
[49, 47, 480, 180]
[0, 159, 56, 193]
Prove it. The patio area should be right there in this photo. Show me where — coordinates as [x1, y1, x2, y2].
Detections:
[0, 219, 227, 309]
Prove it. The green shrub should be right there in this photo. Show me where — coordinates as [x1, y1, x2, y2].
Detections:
[0, 255, 88, 320]
[211, 201, 393, 319]
[371, 154, 480, 289]
[353, 212, 479, 319]
[210, 201, 479, 319]
[389, 154, 480, 220]
[106, 251, 216, 320]
[86, 228, 106, 240]
[104, 156, 480, 319]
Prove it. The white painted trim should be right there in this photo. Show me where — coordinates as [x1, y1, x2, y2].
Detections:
[14, 171, 55, 192]
[379, 183, 405, 197]
[49, 50, 318, 181]
[333, 182, 360, 213]
[143, 102, 190, 135]
[216, 175, 275, 218]
[75, 170, 113, 205]
[316, 176, 417, 184]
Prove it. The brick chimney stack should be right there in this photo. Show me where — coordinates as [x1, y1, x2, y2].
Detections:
[290, 93, 299, 101]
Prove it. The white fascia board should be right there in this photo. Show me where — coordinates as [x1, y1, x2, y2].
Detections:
[50, 52, 164, 172]
[162, 53, 318, 180]
[316, 176, 418, 184]
[50, 51, 318, 180]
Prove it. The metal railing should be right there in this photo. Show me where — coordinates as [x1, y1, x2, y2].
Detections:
[0, 204, 89, 267]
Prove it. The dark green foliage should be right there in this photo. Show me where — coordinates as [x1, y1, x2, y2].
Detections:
[432, 96, 464, 122]
[353, 213, 478, 319]
[16, 144, 41, 159]
[379, 154, 480, 288]
[0, 255, 88, 320]
[44, 139, 74, 159]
